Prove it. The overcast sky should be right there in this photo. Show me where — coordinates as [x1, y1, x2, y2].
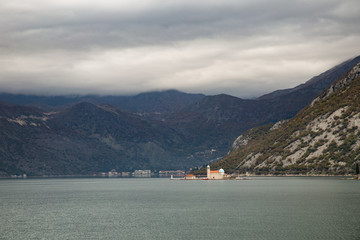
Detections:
[0, 0, 359, 98]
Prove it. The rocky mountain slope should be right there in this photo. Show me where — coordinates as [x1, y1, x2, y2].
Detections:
[211, 62, 360, 175]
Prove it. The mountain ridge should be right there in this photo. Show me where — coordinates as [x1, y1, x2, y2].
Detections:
[0, 90, 205, 116]
[210, 62, 360, 175]
[258, 55, 360, 100]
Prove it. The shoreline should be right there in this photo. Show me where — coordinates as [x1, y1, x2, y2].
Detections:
[0, 174, 357, 179]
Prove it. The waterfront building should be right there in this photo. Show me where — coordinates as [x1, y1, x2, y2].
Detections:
[207, 165, 226, 179]
[133, 170, 151, 177]
[185, 174, 196, 180]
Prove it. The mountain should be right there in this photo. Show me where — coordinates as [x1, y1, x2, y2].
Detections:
[165, 94, 269, 154]
[1, 56, 360, 176]
[0, 101, 209, 177]
[165, 56, 360, 158]
[0, 90, 204, 118]
[103, 90, 205, 119]
[0, 102, 111, 176]
[49, 102, 196, 169]
[211, 62, 360, 175]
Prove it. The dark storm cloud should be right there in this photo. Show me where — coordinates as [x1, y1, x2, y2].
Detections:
[0, 0, 359, 97]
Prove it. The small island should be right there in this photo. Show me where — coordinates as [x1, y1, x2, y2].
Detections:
[171, 165, 250, 180]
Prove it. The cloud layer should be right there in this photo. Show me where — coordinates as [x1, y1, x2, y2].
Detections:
[1, 0, 360, 97]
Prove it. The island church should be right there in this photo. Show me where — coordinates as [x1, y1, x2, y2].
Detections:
[207, 165, 226, 180]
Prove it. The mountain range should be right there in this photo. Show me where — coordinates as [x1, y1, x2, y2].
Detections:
[1, 55, 360, 176]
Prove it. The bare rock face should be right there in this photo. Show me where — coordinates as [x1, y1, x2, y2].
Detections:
[312, 62, 360, 106]
[232, 135, 250, 151]
[327, 63, 360, 96]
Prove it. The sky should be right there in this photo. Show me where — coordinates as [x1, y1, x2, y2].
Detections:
[0, 0, 360, 98]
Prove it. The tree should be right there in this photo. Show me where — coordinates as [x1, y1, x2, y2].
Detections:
[356, 163, 359, 175]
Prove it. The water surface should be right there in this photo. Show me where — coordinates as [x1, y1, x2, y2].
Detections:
[0, 177, 359, 239]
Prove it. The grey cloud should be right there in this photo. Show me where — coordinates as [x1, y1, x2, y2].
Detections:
[2, 0, 353, 50]
[0, 0, 359, 97]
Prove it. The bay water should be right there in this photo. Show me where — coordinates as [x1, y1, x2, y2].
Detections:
[0, 177, 359, 240]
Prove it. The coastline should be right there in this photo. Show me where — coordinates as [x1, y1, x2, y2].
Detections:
[0, 173, 357, 179]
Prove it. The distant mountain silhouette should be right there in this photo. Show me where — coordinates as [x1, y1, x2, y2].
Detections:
[0, 90, 204, 117]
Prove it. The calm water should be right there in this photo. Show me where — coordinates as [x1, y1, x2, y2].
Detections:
[0, 177, 359, 240]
